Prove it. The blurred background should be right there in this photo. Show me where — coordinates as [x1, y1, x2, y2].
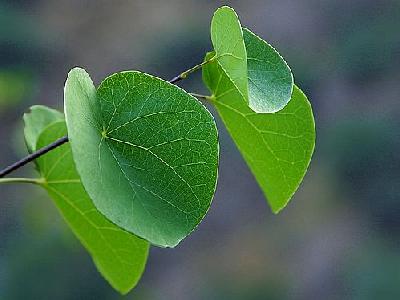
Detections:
[0, 0, 399, 299]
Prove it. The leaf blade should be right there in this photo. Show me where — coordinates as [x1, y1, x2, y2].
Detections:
[211, 6, 248, 103]
[243, 28, 293, 113]
[23, 105, 64, 153]
[64, 68, 219, 247]
[34, 120, 149, 294]
[203, 53, 315, 212]
[210, 7, 294, 113]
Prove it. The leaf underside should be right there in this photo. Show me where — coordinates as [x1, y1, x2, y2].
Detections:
[64, 68, 219, 247]
[211, 6, 294, 113]
[30, 118, 149, 295]
[203, 51, 315, 213]
[243, 28, 293, 113]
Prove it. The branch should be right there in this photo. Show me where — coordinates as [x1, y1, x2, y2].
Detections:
[169, 55, 215, 84]
[0, 136, 68, 178]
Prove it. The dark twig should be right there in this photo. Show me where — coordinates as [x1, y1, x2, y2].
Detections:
[169, 75, 183, 84]
[169, 55, 215, 84]
[0, 136, 69, 178]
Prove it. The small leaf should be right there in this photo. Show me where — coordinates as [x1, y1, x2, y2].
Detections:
[211, 6, 248, 102]
[203, 52, 315, 213]
[23, 105, 63, 153]
[32, 120, 149, 294]
[243, 28, 293, 113]
[210, 6, 294, 113]
[64, 68, 219, 247]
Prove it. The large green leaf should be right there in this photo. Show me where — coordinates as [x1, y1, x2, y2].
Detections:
[243, 28, 293, 113]
[203, 52, 315, 213]
[64, 68, 219, 247]
[32, 120, 149, 294]
[211, 6, 248, 102]
[210, 6, 293, 113]
[23, 105, 63, 153]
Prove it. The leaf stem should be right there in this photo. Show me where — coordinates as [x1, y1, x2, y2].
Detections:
[0, 135, 69, 178]
[190, 93, 212, 101]
[0, 177, 44, 185]
[169, 55, 216, 84]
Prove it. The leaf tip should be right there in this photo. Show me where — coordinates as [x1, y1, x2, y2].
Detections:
[271, 204, 286, 215]
[68, 66, 86, 75]
[217, 5, 235, 11]
[212, 5, 239, 23]
[222, 5, 241, 16]
[66, 67, 94, 86]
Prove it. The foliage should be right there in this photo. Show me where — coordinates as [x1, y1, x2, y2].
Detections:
[64, 69, 218, 248]
[1, 6, 315, 294]
[24, 112, 150, 294]
[203, 51, 314, 212]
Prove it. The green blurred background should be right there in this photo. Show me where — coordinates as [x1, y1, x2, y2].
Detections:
[0, 0, 399, 299]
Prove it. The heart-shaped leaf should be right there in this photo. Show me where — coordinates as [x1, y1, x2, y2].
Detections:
[24, 111, 149, 294]
[210, 6, 293, 113]
[64, 68, 219, 247]
[203, 52, 315, 213]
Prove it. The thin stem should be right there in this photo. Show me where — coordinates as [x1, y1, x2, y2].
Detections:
[190, 93, 212, 101]
[0, 177, 44, 185]
[0, 136, 68, 178]
[169, 55, 216, 84]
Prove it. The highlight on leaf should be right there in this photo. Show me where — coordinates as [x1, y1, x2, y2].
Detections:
[210, 6, 293, 113]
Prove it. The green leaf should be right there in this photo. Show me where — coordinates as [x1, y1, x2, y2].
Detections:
[211, 6, 248, 103]
[243, 28, 293, 113]
[203, 52, 315, 213]
[33, 120, 149, 294]
[23, 105, 63, 153]
[211, 6, 294, 113]
[64, 68, 219, 247]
